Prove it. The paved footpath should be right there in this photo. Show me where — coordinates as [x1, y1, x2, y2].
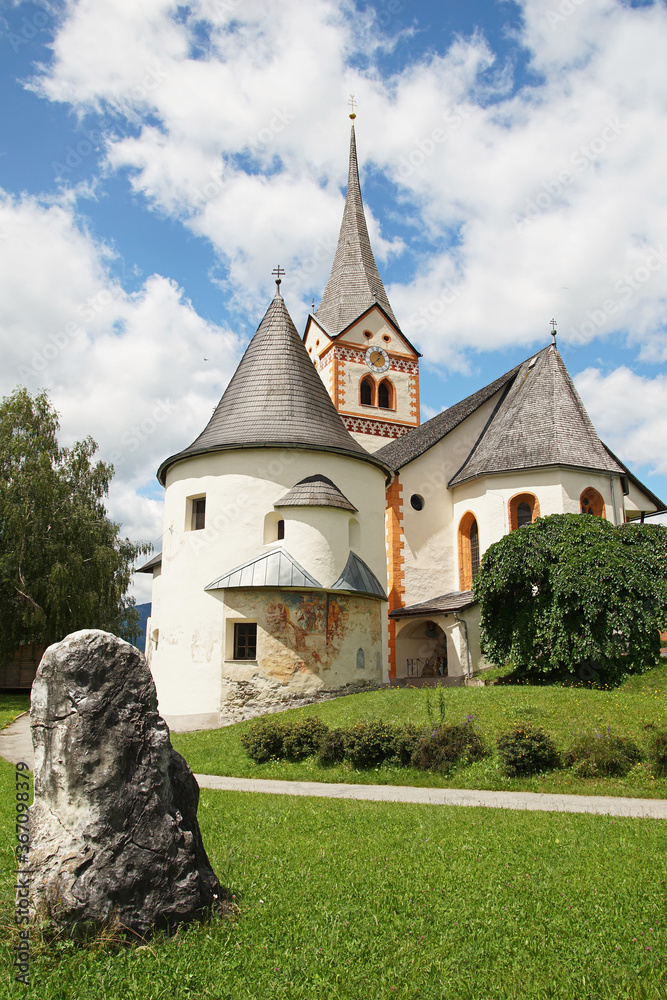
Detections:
[3, 713, 666, 819]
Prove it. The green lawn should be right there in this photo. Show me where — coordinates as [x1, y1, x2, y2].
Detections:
[0, 753, 664, 999]
[0, 694, 29, 732]
[171, 663, 667, 799]
[1, 675, 666, 998]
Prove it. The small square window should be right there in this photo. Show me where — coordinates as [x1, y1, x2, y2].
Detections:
[191, 496, 206, 531]
[234, 623, 257, 660]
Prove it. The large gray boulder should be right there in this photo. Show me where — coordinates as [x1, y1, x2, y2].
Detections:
[28, 629, 225, 936]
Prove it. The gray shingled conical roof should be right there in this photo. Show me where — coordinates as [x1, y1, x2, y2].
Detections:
[158, 287, 386, 483]
[275, 474, 357, 511]
[315, 124, 399, 336]
[449, 345, 626, 486]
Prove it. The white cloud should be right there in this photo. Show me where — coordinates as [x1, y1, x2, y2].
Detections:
[27, 0, 667, 369]
[0, 191, 243, 596]
[575, 365, 667, 480]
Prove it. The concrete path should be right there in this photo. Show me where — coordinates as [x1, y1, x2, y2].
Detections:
[0, 712, 33, 767]
[194, 774, 667, 818]
[3, 712, 665, 818]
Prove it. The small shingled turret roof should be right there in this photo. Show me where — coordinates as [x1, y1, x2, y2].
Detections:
[449, 345, 626, 486]
[315, 124, 399, 337]
[275, 474, 357, 511]
[158, 283, 390, 484]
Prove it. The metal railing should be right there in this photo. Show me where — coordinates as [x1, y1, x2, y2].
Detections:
[406, 658, 448, 678]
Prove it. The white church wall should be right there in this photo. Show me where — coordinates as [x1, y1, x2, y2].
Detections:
[397, 390, 507, 607]
[149, 447, 388, 728]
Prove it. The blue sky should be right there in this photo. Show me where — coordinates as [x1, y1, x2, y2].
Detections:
[2, 0, 667, 601]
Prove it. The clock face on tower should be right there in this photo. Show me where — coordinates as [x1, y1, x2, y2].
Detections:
[364, 345, 390, 373]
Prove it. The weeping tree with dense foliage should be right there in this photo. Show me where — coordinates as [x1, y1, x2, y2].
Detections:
[0, 388, 151, 662]
[474, 513, 667, 684]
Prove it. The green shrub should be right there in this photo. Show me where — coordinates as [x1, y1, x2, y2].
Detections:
[282, 716, 329, 760]
[386, 723, 424, 767]
[317, 728, 348, 765]
[240, 716, 289, 763]
[653, 732, 667, 777]
[563, 731, 641, 777]
[412, 721, 488, 773]
[496, 723, 561, 777]
[344, 720, 400, 768]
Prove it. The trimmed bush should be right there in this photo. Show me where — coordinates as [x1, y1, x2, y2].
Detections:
[240, 716, 289, 763]
[282, 716, 329, 760]
[317, 728, 348, 766]
[344, 720, 400, 768]
[564, 732, 641, 778]
[653, 732, 667, 778]
[386, 723, 424, 767]
[496, 723, 561, 777]
[412, 722, 488, 773]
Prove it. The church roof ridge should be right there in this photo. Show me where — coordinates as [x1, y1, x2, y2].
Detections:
[375, 357, 525, 472]
[448, 345, 627, 486]
[158, 286, 391, 484]
[315, 124, 399, 337]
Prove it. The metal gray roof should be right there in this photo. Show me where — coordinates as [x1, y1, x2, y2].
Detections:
[205, 549, 322, 591]
[315, 124, 400, 337]
[274, 474, 357, 511]
[330, 551, 386, 600]
[158, 288, 389, 484]
[390, 591, 476, 618]
[136, 552, 162, 574]
[449, 346, 626, 486]
[376, 365, 521, 472]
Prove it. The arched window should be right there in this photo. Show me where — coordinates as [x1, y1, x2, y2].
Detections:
[378, 378, 394, 409]
[458, 512, 481, 591]
[580, 487, 605, 517]
[508, 492, 540, 531]
[360, 376, 374, 406]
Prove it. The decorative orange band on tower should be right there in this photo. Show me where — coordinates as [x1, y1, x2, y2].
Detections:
[385, 477, 405, 680]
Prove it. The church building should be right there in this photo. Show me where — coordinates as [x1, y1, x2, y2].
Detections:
[141, 120, 665, 731]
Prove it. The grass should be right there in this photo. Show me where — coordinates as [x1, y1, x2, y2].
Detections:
[0, 694, 29, 732]
[0, 754, 666, 999]
[171, 662, 667, 799]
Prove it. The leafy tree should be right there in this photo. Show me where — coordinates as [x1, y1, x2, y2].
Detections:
[0, 387, 151, 661]
[473, 513, 667, 684]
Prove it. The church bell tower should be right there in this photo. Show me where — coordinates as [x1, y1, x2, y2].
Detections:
[303, 114, 421, 454]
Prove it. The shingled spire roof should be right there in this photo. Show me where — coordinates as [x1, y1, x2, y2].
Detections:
[315, 124, 399, 336]
[158, 284, 389, 484]
[449, 345, 626, 486]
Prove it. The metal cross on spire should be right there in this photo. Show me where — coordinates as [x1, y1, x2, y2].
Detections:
[272, 265, 285, 289]
[348, 94, 357, 120]
[550, 318, 557, 345]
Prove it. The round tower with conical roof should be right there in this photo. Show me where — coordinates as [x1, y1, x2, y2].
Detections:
[143, 282, 391, 730]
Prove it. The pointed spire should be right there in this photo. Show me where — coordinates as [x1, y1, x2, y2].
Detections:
[315, 124, 399, 336]
[158, 281, 388, 483]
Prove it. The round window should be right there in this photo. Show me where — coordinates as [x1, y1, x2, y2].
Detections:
[410, 494, 425, 511]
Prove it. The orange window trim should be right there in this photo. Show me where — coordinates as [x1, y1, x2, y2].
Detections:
[580, 487, 605, 518]
[508, 492, 541, 531]
[458, 511, 479, 592]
